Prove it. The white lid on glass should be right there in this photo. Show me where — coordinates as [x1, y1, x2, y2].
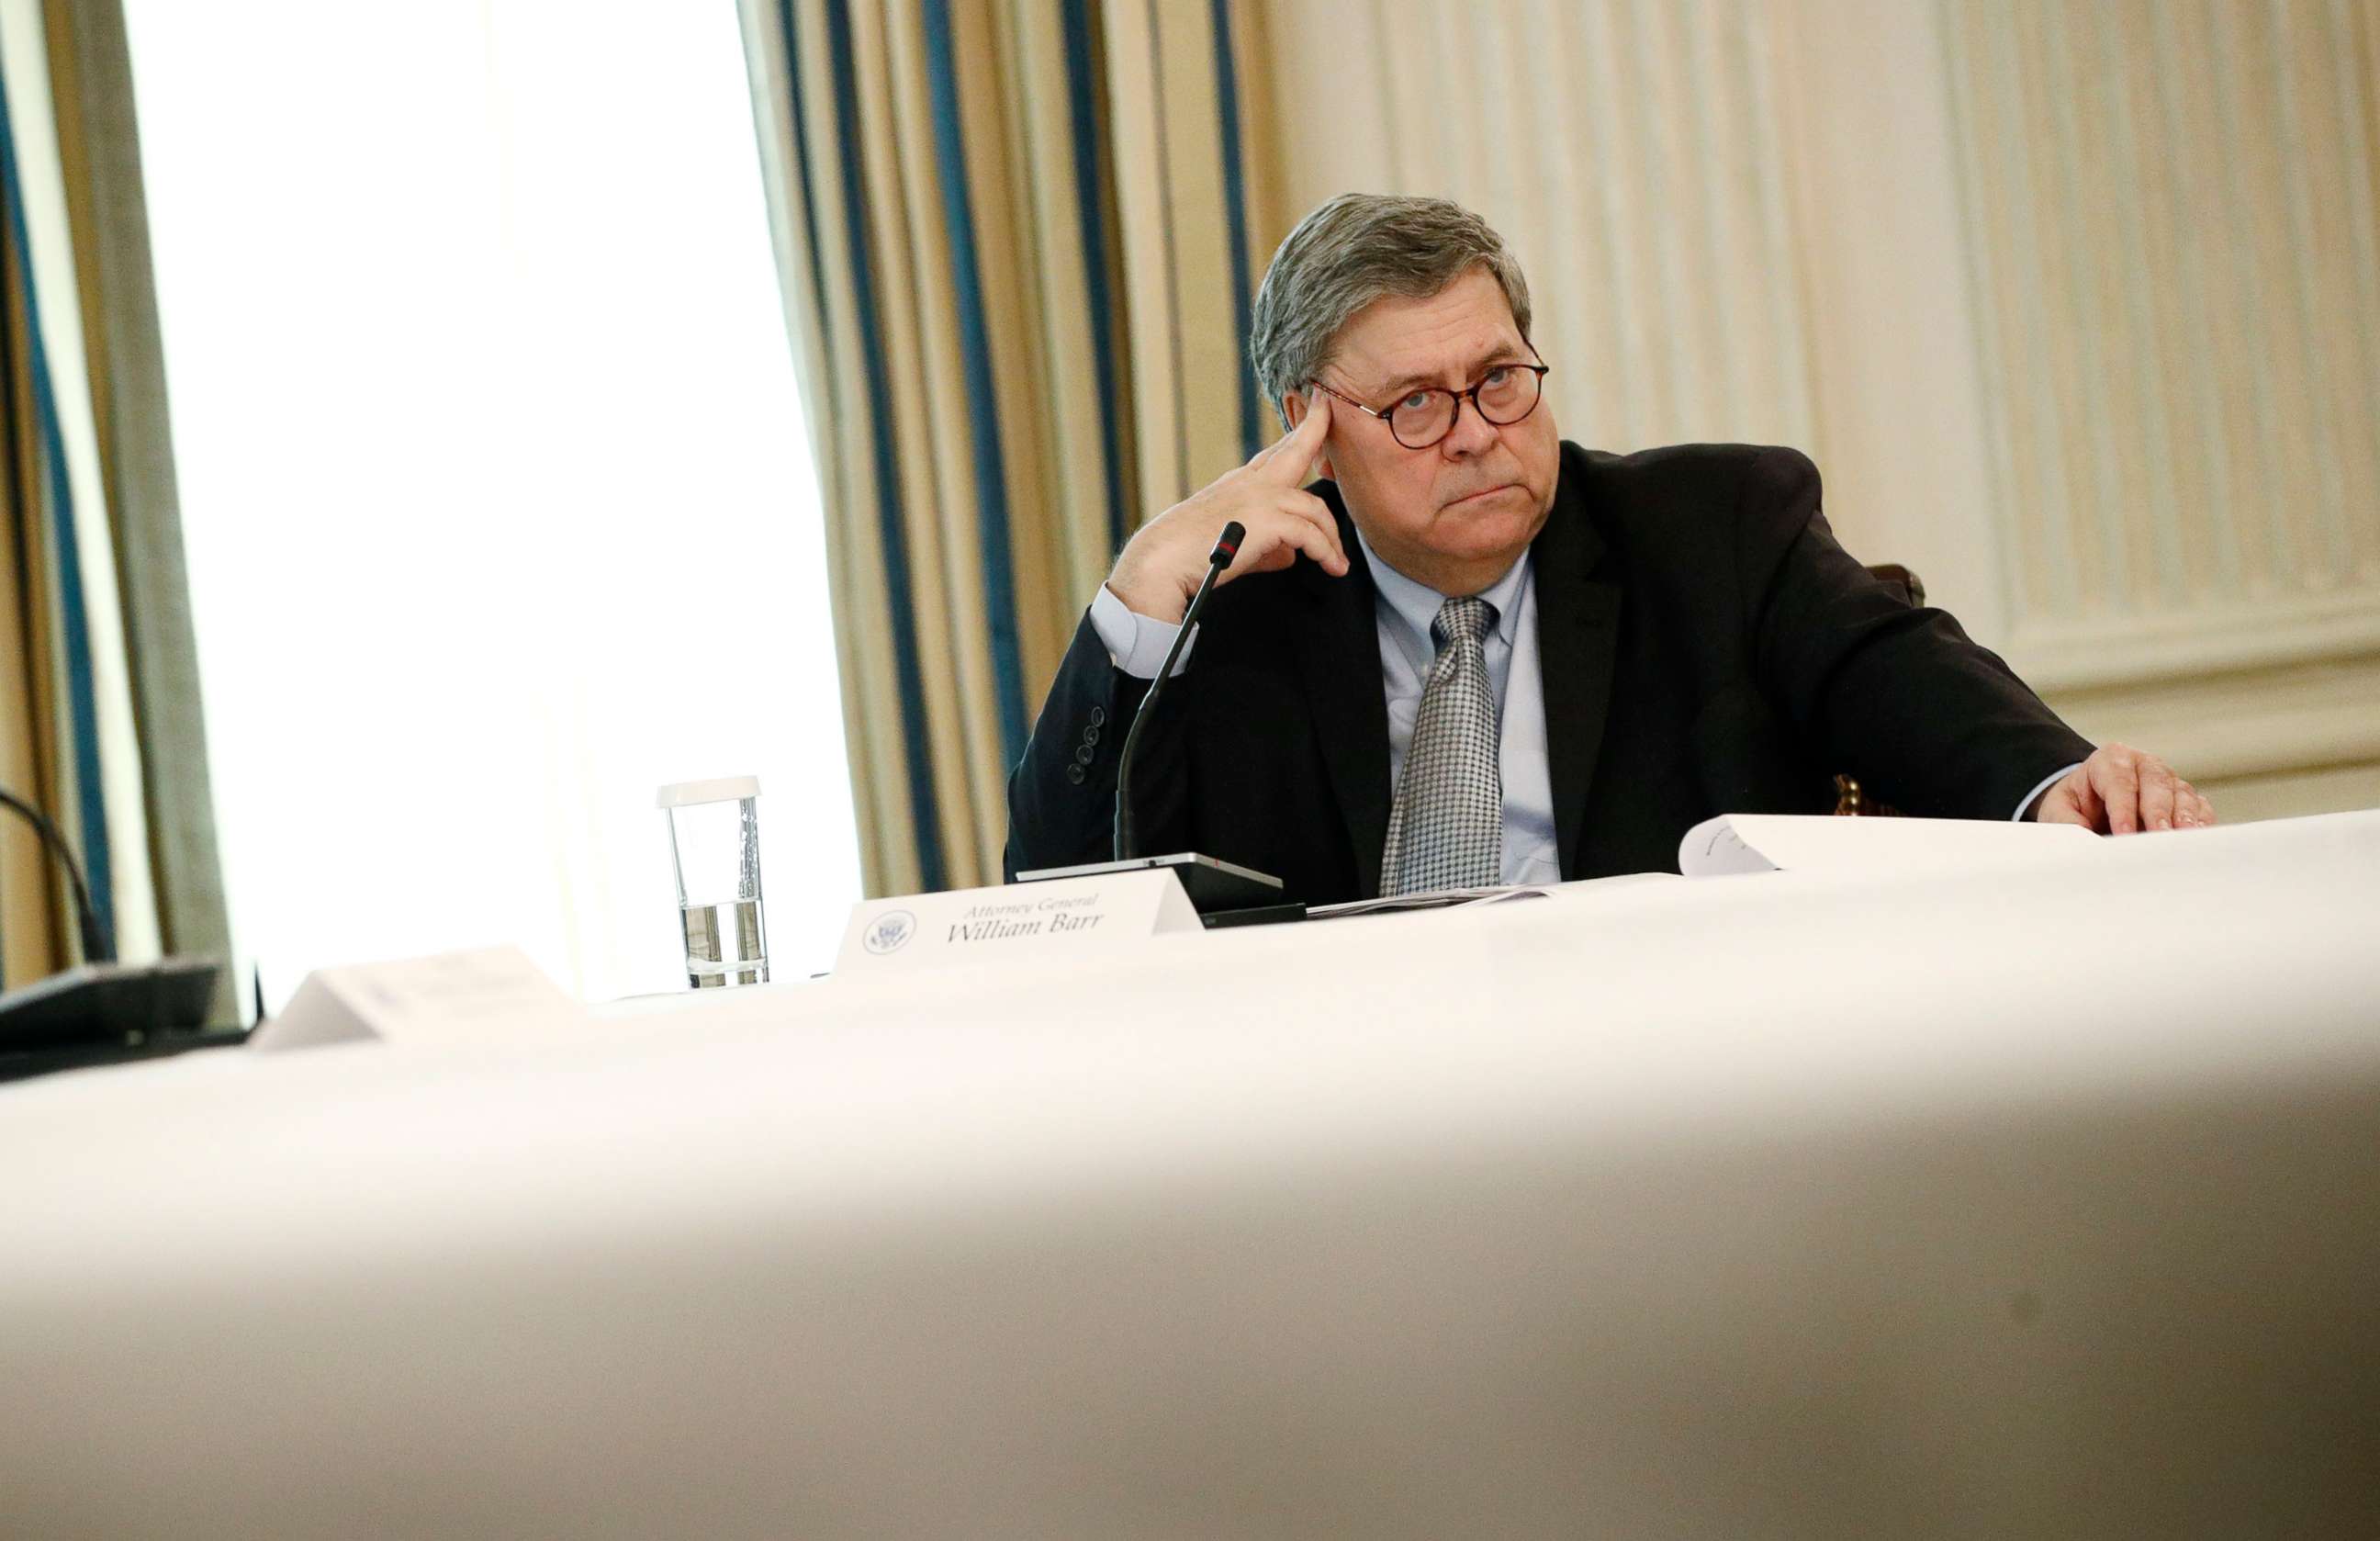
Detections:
[656, 775, 761, 809]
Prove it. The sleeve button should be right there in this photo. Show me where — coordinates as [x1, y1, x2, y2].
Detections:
[1089, 706, 1107, 726]
[1083, 726, 1099, 746]
[1075, 744, 1095, 765]
[1066, 763, 1087, 785]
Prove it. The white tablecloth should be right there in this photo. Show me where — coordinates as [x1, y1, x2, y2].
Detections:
[5, 814, 2376, 1538]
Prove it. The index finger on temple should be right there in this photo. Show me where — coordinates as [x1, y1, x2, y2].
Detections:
[1256, 393, 1331, 479]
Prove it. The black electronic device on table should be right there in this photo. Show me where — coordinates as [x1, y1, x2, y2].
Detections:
[0, 959, 235, 1081]
[0, 787, 239, 1081]
[1014, 850, 1294, 919]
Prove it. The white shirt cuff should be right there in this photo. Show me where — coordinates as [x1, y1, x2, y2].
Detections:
[1088, 583, 1198, 679]
[2014, 762, 2084, 821]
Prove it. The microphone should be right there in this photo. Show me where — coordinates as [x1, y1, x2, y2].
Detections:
[1013, 520, 1292, 922]
[0, 786, 223, 1058]
[0, 787, 113, 963]
[1114, 521, 1241, 861]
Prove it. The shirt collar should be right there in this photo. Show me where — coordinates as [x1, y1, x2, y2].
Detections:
[1353, 524, 1530, 651]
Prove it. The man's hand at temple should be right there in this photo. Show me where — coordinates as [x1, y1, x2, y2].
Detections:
[2034, 742, 2217, 834]
[1105, 395, 1345, 624]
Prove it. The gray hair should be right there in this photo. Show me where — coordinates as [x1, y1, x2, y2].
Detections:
[1249, 193, 1533, 424]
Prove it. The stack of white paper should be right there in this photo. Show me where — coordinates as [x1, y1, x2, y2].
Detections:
[1679, 813, 2097, 879]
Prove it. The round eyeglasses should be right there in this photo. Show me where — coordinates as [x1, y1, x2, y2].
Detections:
[1308, 356, 1551, 450]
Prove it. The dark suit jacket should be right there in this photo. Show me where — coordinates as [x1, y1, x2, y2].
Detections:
[1005, 442, 2094, 903]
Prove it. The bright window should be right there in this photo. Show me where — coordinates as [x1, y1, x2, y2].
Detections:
[124, 2, 862, 1007]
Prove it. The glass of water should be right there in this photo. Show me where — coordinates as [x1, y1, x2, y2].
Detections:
[657, 776, 769, 988]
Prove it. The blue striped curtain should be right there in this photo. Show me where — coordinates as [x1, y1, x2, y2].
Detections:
[739, 0, 1278, 894]
[0, 0, 228, 992]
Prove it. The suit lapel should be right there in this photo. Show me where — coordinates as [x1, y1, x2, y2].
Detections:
[1531, 465, 1621, 875]
[1297, 497, 1393, 897]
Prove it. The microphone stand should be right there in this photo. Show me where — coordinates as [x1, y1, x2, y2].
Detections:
[0, 786, 222, 1063]
[1014, 522, 1300, 923]
[1113, 523, 1240, 863]
[0, 788, 112, 963]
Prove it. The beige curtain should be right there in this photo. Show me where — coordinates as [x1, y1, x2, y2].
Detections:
[0, 0, 228, 995]
[739, 0, 1279, 895]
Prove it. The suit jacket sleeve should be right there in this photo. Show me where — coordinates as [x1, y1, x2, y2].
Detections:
[1004, 610, 1196, 879]
[1736, 447, 2095, 819]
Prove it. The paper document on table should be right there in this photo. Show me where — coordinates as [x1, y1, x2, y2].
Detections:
[1308, 884, 1556, 920]
[1679, 814, 2096, 878]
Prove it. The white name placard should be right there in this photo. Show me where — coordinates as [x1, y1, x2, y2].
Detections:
[836, 869, 1201, 973]
[250, 946, 588, 1052]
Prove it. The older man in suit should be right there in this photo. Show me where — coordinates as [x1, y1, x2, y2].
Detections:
[1005, 194, 2210, 902]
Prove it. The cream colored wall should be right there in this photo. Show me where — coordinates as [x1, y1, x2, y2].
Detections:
[1256, 0, 2380, 821]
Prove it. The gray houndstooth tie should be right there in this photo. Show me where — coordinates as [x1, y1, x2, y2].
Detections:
[1380, 595, 1502, 895]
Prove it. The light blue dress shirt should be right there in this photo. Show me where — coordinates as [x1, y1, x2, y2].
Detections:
[1088, 535, 1557, 884]
[1087, 543, 2075, 874]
